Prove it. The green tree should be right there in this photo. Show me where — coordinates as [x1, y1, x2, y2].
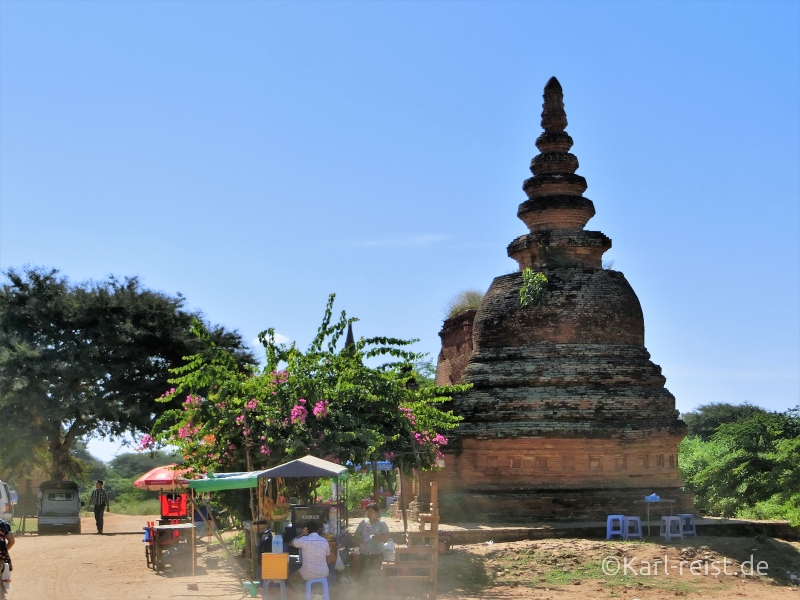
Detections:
[70, 440, 110, 484]
[151, 295, 467, 518]
[681, 402, 768, 440]
[679, 407, 800, 524]
[0, 267, 255, 481]
[108, 450, 183, 479]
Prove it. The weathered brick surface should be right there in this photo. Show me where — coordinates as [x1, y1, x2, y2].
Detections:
[472, 270, 644, 347]
[435, 309, 476, 386]
[517, 195, 596, 231]
[427, 77, 691, 522]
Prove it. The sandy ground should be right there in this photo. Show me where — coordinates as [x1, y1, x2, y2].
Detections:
[10, 514, 243, 600]
[6, 513, 800, 599]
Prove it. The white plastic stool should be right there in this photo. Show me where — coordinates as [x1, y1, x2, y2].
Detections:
[623, 516, 642, 540]
[262, 579, 286, 600]
[660, 516, 683, 541]
[606, 514, 625, 540]
[305, 577, 330, 600]
[678, 513, 697, 537]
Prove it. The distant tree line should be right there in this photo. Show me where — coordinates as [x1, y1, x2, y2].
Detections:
[679, 402, 800, 525]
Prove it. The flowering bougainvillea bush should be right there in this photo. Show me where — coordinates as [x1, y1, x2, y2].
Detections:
[148, 295, 467, 486]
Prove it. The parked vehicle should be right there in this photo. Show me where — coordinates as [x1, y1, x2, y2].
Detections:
[0, 482, 13, 523]
[37, 480, 83, 534]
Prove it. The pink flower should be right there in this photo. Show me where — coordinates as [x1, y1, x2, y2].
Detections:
[313, 400, 329, 418]
[290, 404, 308, 425]
[246, 399, 258, 411]
[136, 434, 155, 451]
[178, 424, 199, 439]
[400, 407, 417, 425]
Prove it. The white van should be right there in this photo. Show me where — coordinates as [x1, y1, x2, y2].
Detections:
[37, 480, 82, 534]
[0, 482, 13, 523]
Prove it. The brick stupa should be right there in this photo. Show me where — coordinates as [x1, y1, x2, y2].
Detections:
[426, 78, 692, 522]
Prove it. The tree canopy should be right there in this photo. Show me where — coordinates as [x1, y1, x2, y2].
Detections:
[0, 267, 255, 481]
[681, 402, 769, 441]
[150, 295, 467, 515]
[679, 403, 800, 525]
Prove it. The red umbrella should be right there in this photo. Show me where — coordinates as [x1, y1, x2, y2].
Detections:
[133, 464, 191, 491]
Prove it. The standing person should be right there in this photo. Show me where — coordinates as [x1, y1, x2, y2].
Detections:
[0, 518, 15, 592]
[89, 480, 110, 534]
[289, 522, 330, 597]
[353, 502, 390, 582]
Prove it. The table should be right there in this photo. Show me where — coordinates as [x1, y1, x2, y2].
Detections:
[149, 522, 196, 572]
[634, 499, 676, 537]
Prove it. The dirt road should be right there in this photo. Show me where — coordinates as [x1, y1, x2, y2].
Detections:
[10, 514, 243, 600]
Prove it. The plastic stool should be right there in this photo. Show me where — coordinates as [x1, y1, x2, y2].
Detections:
[660, 516, 683, 541]
[262, 579, 286, 600]
[305, 577, 330, 600]
[623, 516, 642, 540]
[678, 513, 697, 537]
[606, 514, 625, 540]
[243, 581, 261, 598]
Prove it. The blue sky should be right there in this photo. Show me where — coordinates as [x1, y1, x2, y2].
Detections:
[1, 1, 798, 462]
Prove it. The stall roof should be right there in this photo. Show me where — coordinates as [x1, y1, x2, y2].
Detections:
[186, 456, 347, 493]
[188, 470, 263, 492]
[257, 455, 347, 479]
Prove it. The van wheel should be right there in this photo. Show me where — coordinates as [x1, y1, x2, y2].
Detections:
[74, 522, 81, 534]
[38, 525, 49, 535]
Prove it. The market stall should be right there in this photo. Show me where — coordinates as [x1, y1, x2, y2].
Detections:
[254, 456, 348, 579]
[134, 464, 195, 572]
[186, 455, 349, 580]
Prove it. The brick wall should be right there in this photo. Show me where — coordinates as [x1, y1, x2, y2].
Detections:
[435, 310, 476, 386]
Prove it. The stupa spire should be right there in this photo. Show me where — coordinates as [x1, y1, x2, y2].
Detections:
[508, 77, 611, 269]
[540, 76, 567, 133]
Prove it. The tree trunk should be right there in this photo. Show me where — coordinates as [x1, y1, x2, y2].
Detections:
[49, 426, 70, 481]
[372, 460, 380, 504]
[48, 418, 83, 480]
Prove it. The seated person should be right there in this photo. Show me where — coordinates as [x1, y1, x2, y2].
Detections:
[353, 502, 390, 582]
[289, 522, 329, 595]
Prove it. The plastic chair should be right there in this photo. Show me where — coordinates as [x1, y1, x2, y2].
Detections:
[606, 515, 625, 540]
[143, 522, 157, 569]
[660, 516, 683, 541]
[678, 513, 697, 537]
[262, 579, 286, 600]
[304, 577, 330, 600]
[623, 516, 642, 540]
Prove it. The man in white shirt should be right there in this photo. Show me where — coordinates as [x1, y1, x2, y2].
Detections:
[289, 521, 330, 596]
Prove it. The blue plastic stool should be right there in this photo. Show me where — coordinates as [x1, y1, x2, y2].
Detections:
[305, 577, 330, 600]
[606, 514, 625, 540]
[660, 516, 683, 541]
[262, 579, 286, 600]
[678, 513, 697, 537]
[623, 516, 642, 540]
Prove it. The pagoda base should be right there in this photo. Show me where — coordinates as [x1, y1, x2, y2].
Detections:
[417, 485, 693, 523]
[419, 436, 694, 523]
